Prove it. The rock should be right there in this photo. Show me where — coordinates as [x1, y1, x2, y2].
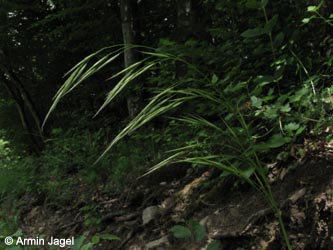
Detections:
[288, 188, 306, 203]
[159, 197, 176, 216]
[145, 236, 169, 249]
[199, 216, 210, 226]
[142, 206, 159, 225]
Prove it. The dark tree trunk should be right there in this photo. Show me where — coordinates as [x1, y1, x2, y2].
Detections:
[0, 50, 44, 152]
[120, 0, 140, 119]
[175, 0, 194, 78]
[177, 0, 193, 42]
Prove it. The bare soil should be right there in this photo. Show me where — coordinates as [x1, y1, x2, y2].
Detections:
[17, 158, 333, 249]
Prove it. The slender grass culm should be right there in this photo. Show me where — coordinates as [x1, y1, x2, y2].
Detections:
[44, 45, 292, 250]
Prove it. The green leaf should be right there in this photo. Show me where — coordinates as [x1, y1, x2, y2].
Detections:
[81, 243, 94, 250]
[159, 38, 176, 46]
[302, 18, 310, 24]
[261, 0, 268, 8]
[255, 75, 274, 86]
[241, 28, 265, 38]
[207, 240, 222, 250]
[91, 236, 100, 244]
[266, 134, 291, 148]
[220, 171, 231, 178]
[251, 96, 262, 109]
[99, 234, 121, 241]
[192, 222, 206, 242]
[273, 66, 285, 80]
[170, 225, 192, 239]
[307, 5, 319, 12]
[280, 103, 291, 113]
[96, 60, 157, 116]
[302, 15, 316, 24]
[289, 87, 308, 103]
[263, 106, 278, 119]
[184, 39, 198, 47]
[264, 15, 278, 33]
[224, 82, 246, 94]
[95, 88, 188, 164]
[5, 246, 23, 250]
[245, 0, 262, 9]
[12, 229, 23, 237]
[71, 235, 86, 250]
[211, 74, 218, 85]
[43, 46, 124, 128]
[296, 126, 305, 135]
[242, 167, 255, 178]
[254, 134, 291, 152]
[284, 122, 300, 132]
[274, 32, 285, 47]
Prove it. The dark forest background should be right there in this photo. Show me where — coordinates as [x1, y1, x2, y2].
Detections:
[0, 1, 333, 249]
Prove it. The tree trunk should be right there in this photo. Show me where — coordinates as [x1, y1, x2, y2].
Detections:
[120, 0, 140, 119]
[177, 0, 193, 42]
[0, 50, 44, 152]
[175, 0, 194, 78]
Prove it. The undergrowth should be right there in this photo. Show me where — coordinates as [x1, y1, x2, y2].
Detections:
[0, 2, 332, 250]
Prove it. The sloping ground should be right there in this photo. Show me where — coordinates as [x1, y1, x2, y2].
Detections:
[16, 158, 333, 250]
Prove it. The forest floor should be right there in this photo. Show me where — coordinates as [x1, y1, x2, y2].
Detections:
[8, 156, 333, 250]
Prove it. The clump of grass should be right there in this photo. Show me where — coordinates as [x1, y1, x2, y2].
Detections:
[45, 45, 292, 249]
